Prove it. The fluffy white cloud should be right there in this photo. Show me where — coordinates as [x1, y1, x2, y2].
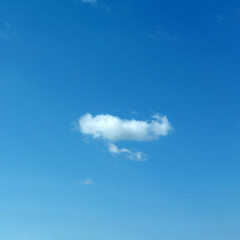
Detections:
[108, 143, 145, 161]
[77, 113, 172, 161]
[75, 179, 94, 185]
[78, 113, 171, 142]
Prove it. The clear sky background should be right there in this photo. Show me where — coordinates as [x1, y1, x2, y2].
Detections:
[0, 0, 240, 239]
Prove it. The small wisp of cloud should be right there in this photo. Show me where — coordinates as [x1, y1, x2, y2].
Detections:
[75, 0, 111, 14]
[76, 113, 172, 161]
[0, 22, 16, 41]
[108, 143, 146, 161]
[75, 179, 94, 185]
[147, 26, 181, 42]
[81, 0, 97, 5]
[215, 15, 226, 22]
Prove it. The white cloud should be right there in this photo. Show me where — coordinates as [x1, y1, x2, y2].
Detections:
[77, 113, 172, 161]
[108, 143, 145, 161]
[147, 26, 181, 42]
[78, 113, 171, 142]
[75, 179, 94, 185]
[0, 22, 16, 40]
[77, 0, 111, 13]
[215, 15, 226, 22]
[81, 0, 97, 4]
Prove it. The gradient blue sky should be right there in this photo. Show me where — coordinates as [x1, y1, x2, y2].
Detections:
[0, 0, 240, 239]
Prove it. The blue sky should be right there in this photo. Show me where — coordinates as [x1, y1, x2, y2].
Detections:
[0, 0, 240, 239]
